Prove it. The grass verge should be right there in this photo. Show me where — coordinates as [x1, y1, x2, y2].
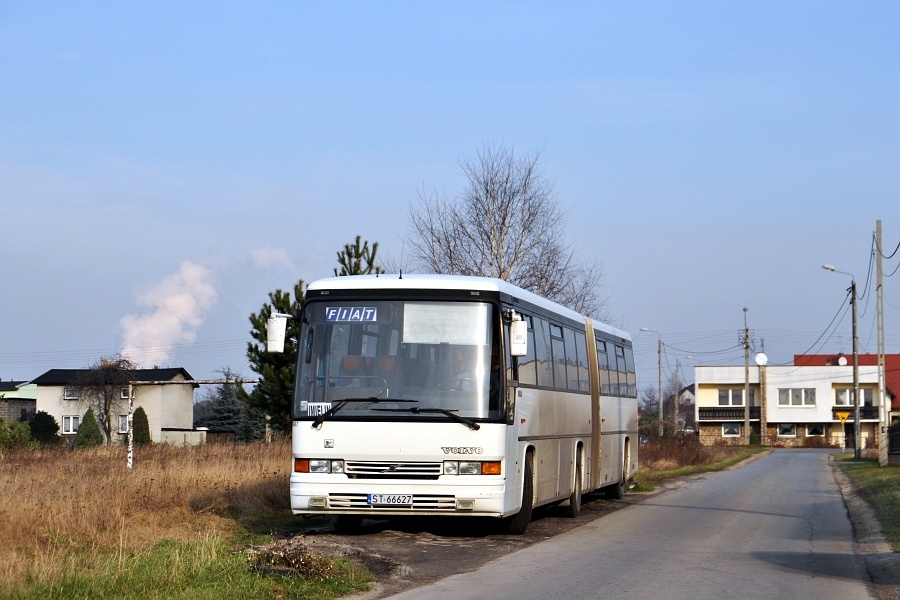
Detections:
[833, 454, 900, 552]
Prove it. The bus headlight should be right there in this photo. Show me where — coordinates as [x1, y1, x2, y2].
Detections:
[458, 462, 482, 475]
[299, 459, 345, 474]
[443, 461, 501, 475]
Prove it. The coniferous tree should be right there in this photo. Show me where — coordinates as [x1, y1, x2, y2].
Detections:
[334, 235, 385, 276]
[242, 237, 384, 431]
[0, 419, 33, 449]
[29, 411, 60, 445]
[75, 408, 104, 448]
[197, 372, 265, 442]
[132, 406, 151, 445]
[239, 282, 304, 433]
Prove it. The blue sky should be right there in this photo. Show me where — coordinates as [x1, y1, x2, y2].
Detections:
[2, 2, 899, 393]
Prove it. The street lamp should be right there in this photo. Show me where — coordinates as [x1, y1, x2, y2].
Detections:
[822, 264, 860, 459]
[640, 328, 664, 437]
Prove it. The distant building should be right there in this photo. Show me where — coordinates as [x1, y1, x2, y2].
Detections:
[793, 354, 899, 422]
[0, 380, 36, 423]
[31, 367, 203, 445]
[694, 354, 893, 449]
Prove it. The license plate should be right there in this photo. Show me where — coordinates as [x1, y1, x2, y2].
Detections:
[368, 494, 413, 506]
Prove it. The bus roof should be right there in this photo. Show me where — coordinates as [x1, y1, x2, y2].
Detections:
[306, 274, 631, 342]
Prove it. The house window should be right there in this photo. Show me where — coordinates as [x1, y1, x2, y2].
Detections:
[806, 424, 825, 437]
[722, 423, 741, 437]
[64, 388, 80, 400]
[120, 387, 130, 399]
[718, 388, 755, 406]
[118, 415, 129, 434]
[62, 415, 80, 434]
[777, 424, 797, 437]
[835, 388, 874, 406]
[835, 389, 850, 406]
[778, 388, 816, 406]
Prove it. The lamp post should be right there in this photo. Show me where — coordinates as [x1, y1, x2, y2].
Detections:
[640, 328, 664, 437]
[823, 264, 860, 459]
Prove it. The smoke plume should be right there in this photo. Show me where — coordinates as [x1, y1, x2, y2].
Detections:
[120, 260, 218, 367]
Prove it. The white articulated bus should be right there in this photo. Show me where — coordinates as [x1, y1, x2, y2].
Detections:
[284, 274, 638, 533]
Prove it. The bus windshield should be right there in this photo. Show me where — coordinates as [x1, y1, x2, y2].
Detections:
[294, 300, 502, 422]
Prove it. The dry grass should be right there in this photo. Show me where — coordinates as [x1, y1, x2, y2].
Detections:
[636, 434, 765, 490]
[0, 440, 292, 586]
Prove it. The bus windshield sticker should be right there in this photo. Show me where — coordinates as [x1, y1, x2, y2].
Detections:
[325, 307, 377, 322]
[402, 303, 489, 345]
[305, 402, 332, 416]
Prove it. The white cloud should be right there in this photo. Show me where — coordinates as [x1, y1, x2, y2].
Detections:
[250, 246, 296, 271]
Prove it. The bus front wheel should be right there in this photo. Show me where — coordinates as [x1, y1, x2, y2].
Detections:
[502, 458, 533, 534]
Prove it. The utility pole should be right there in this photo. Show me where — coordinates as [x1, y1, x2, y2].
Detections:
[674, 359, 681, 429]
[852, 279, 860, 460]
[657, 337, 664, 437]
[877, 220, 887, 466]
[743, 308, 751, 445]
[823, 264, 861, 459]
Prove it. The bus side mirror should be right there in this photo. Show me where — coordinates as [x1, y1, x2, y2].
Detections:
[266, 313, 292, 353]
[509, 319, 527, 356]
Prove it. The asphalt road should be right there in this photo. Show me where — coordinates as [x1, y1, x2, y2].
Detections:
[278, 450, 899, 599]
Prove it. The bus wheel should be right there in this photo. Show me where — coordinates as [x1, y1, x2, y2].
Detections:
[503, 459, 533, 534]
[606, 458, 627, 500]
[563, 462, 582, 518]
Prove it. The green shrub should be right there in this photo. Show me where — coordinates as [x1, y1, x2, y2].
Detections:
[75, 408, 104, 448]
[133, 406, 151, 445]
[802, 435, 829, 448]
[0, 419, 34, 449]
[29, 411, 60, 445]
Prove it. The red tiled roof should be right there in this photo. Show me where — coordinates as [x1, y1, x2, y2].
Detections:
[794, 354, 900, 408]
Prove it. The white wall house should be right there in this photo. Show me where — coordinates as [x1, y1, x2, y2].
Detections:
[694, 364, 882, 449]
[31, 367, 200, 444]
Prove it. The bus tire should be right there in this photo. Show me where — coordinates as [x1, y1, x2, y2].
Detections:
[563, 461, 582, 518]
[606, 457, 628, 499]
[503, 458, 533, 534]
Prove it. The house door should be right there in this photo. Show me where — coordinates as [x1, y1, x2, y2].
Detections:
[844, 423, 856, 449]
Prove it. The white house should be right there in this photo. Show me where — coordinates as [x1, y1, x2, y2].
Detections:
[31, 367, 201, 444]
[694, 363, 882, 449]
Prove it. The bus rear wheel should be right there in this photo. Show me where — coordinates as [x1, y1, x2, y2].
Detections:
[563, 462, 582, 518]
[502, 458, 533, 534]
[606, 456, 628, 499]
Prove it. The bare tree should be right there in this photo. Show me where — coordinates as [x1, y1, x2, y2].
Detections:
[408, 143, 606, 318]
[73, 356, 138, 445]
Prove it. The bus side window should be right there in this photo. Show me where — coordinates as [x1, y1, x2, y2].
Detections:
[534, 318, 554, 388]
[510, 315, 538, 386]
[596, 340, 611, 395]
[624, 345, 636, 398]
[614, 345, 627, 396]
[550, 324, 566, 391]
[574, 331, 589, 392]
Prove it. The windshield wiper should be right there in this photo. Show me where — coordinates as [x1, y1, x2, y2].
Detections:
[373, 407, 480, 431]
[311, 397, 417, 429]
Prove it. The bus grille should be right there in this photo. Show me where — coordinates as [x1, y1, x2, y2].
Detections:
[328, 493, 456, 510]
[344, 460, 443, 479]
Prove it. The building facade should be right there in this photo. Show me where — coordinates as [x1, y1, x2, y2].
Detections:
[695, 362, 882, 449]
[0, 380, 36, 423]
[31, 367, 198, 444]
